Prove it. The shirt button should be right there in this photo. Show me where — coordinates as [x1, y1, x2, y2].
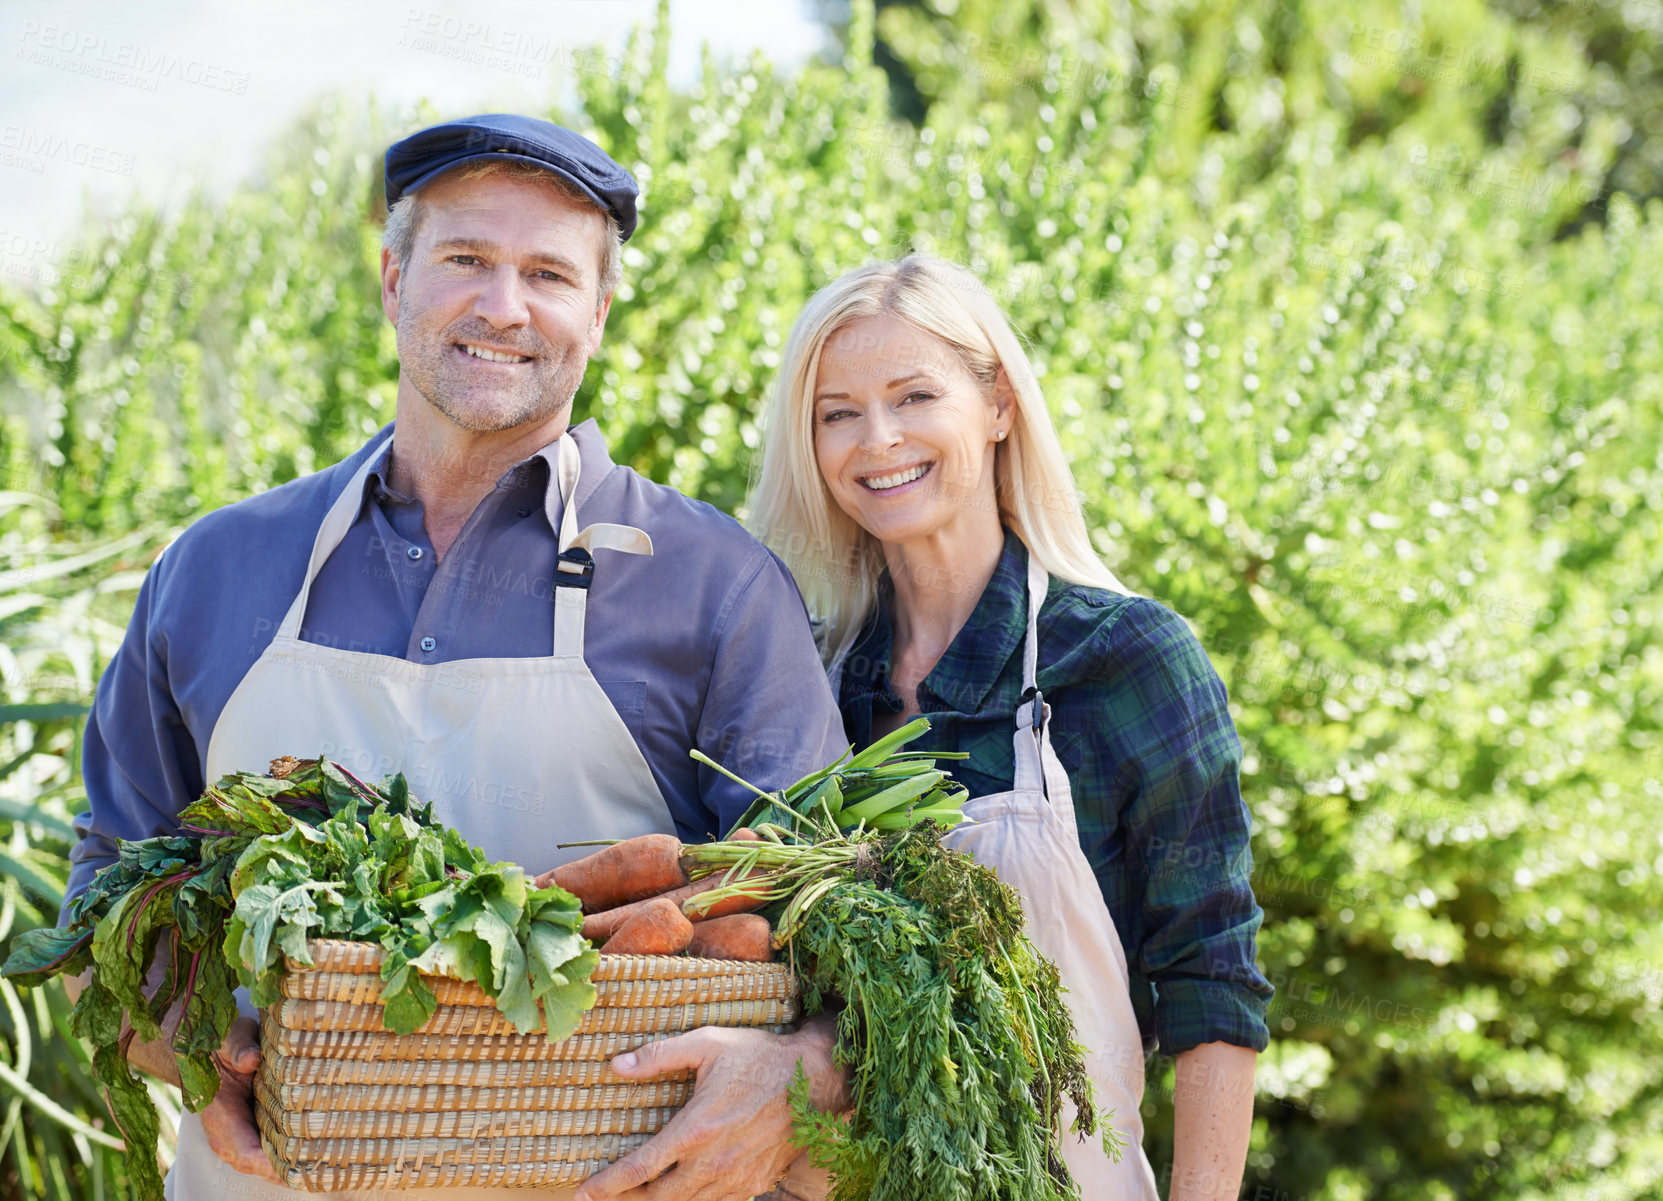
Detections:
[407, 546, 424, 561]
[419, 636, 436, 653]
[517, 507, 533, 519]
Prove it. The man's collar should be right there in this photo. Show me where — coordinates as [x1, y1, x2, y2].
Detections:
[566, 418, 619, 513]
[358, 436, 404, 512]
[358, 417, 618, 511]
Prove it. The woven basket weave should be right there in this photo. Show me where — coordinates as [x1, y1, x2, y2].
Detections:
[257, 939, 800, 1192]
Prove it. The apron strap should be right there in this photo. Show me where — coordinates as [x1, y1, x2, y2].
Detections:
[1013, 693, 1048, 795]
[553, 432, 583, 553]
[275, 427, 655, 659]
[551, 435, 653, 658]
[1011, 555, 1049, 795]
[275, 427, 396, 641]
[1019, 556, 1044, 693]
[1012, 552, 1082, 826]
[572, 523, 654, 557]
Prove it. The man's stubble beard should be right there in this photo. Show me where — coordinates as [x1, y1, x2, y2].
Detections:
[396, 305, 592, 435]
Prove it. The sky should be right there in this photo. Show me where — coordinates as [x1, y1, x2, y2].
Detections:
[0, 0, 826, 265]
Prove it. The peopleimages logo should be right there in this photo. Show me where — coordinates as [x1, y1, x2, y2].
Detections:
[0, 125, 136, 176]
[395, 8, 625, 81]
[16, 22, 251, 93]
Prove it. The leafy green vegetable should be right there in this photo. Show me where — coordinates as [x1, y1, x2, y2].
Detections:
[702, 716, 971, 838]
[85, 983, 164, 1201]
[685, 751, 1120, 1201]
[0, 756, 594, 1201]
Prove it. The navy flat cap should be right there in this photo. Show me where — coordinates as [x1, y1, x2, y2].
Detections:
[384, 114, 639, 241]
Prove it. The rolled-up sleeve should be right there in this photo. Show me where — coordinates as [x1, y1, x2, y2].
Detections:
[1103, 599, 1272, 1055]
[65, 552, 201, 919]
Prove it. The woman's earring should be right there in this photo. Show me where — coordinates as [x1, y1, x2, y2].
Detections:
[995, 430, 1007, 441]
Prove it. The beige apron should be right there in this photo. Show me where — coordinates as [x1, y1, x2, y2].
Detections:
[940, 557, 1160, 1200]
[169, 431, 675, 1201]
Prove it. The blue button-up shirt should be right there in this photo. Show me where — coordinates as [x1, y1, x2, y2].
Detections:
[68, 420, 846, 908]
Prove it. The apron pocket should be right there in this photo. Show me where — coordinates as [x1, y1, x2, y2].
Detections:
[596, 679, 648, 744]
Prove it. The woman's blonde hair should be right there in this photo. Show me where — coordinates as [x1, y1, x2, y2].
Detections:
[748, 254, 1131, 669]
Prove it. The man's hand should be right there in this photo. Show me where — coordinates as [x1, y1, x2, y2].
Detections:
[199, 1015, 281, 1183]
[74, 955, 280, 1182]
[573, 1015, 848, 1201]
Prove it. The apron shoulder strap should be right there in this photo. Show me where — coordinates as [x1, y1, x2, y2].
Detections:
[550, 437, 654, 657]
[1011, 552, 1081, 824]
[1019, 555, 1045, 693]
[275, 428, 396, 641]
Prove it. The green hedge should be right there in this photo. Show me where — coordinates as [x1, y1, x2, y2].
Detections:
[1, 0, 1659, 1196]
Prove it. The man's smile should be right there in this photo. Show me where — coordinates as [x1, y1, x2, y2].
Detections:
[457, 342, 534, 364]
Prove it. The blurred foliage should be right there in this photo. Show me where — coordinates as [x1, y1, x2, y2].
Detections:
[842, 0, 1662, 234]
[0, 0, 1660, 1196]
[0, 495, 170, 1196]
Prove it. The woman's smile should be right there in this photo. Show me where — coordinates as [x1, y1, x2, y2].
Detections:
[859, 462, 934, 492]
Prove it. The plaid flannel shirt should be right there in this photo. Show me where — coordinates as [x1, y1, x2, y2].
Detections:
[837, 531, 1273, 1056]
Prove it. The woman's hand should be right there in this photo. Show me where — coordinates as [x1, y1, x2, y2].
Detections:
[573, 1015, 848, 1201]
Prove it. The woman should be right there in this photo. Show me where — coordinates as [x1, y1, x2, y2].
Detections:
[749, 256, 1273, 1201]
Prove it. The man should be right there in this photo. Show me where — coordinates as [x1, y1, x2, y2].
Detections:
[66, 114, 846, 1201]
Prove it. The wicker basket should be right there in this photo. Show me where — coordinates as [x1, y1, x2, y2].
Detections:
[257, 939, 800, 1192]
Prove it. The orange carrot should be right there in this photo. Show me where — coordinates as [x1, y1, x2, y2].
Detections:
[542, 834, 688, 913]
[682, 883, 773, 921]
[599, 897, 695, 955]
[581, 867, 775, 940]
[678, 825, 775, 918]
[685, 914, 774, 962]
[585, 887, 687, 941]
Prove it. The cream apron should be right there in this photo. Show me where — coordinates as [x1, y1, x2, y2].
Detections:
[940, 558, 1160, 1200]
[169, 431, 676, 1201]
